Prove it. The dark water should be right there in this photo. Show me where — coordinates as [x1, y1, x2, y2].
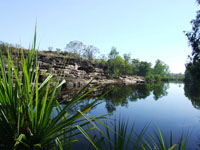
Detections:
[85, 82, 200, 149]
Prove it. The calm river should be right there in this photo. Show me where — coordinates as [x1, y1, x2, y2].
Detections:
[84, 82, 200, 149]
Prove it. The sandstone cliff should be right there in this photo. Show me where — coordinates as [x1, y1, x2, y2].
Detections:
[36, 51, 146, 89]
[2, 50, 145, 89]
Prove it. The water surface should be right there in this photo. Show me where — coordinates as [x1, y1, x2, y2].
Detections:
[87, 82, 200, 149]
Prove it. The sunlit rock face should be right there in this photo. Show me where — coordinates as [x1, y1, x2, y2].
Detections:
[2, 50, 145, 88]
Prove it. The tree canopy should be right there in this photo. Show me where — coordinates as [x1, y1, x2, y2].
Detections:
[185, 2, 200, 84]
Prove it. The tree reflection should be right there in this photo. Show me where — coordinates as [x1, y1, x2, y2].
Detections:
[129, 84, 153, 101]
[105, 101, 116, 113]
[61, 83, 169, 113]
[184, 83, 200, 109]
[104, 82, 169, 113]
[153, 82, 169, 100]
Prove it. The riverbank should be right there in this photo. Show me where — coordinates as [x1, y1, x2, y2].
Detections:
[3, 49, 145, 88]
[38, 51, 145, 87]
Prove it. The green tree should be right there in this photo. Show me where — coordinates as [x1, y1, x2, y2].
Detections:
[131, 58, 140, 75]
[138, 61, 152, 77]
[97, 54, 107, 66]
[153, 59, 170, 81]
[108, 47, 119, 59]
[123, 53, 131, 64]
[107, 48, 125, 77]
[123, 53, 133, 74]
[185, 4, 200, 84]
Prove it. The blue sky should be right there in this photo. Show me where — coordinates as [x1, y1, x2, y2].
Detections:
[0, 0, 198, 73]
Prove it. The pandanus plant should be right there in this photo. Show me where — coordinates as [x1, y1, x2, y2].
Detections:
[0, 29, 105, 150]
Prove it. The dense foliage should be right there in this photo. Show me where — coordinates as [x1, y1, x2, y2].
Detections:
[98, 48, 183, 81]
[185, 1, 200, 84]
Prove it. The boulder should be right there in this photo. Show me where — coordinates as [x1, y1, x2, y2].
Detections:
[78, 65, 95, 73]
[66, 82, 74, 89]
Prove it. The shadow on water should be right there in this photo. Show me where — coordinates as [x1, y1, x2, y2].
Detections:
[184, 82, 200, 150]
[184, 82, 200, 109]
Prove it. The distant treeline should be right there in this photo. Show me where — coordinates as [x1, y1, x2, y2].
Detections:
[96, 47, 184, 81]
[0, 41, 184, 82]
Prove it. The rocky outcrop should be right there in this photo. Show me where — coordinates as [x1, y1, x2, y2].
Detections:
[6, 51, 146, 88]
[38, 59, 145, 89]
[119, 76, 145, 85]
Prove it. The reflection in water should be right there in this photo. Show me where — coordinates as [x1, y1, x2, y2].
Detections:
[103, 82, 169, 113]
[153, 82, 169, 100]
[60, 82, 200, 149]
[184, 83, 200, 109]
[184, 83, 200, 150]
[64, 82, 170, 113]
